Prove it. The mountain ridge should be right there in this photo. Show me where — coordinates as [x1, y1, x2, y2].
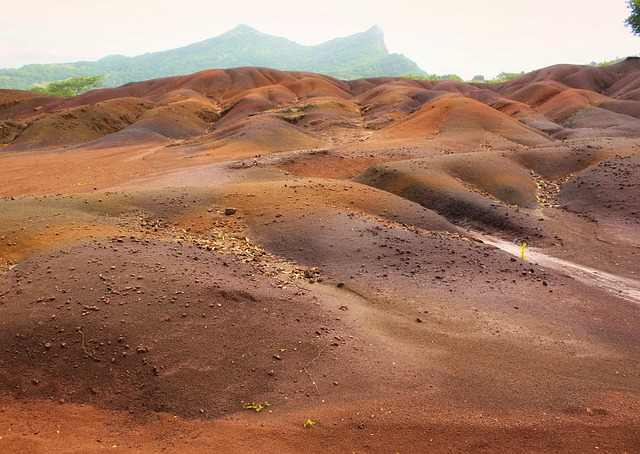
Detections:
[0, 25, 426, 89]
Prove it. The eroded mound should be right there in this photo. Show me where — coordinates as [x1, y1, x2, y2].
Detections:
[2, 62, 640, 170]
[376, 94, 551, 147]
[0, 237, 390, 418]
[560, 153, 640, 228]
[355, 156, 543, 238]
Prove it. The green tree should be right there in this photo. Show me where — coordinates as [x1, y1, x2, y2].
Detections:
[28, 86, 47, 94]
[626, 0, 640, 36]
[491, 71, 525, 83]
[470, 75, 485, 82]
[35, 75, 105, 97]
[402, 73, 462, 81]
[439, 74, 463, 82]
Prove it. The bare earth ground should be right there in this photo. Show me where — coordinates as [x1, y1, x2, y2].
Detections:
[1, 62, 639, 452]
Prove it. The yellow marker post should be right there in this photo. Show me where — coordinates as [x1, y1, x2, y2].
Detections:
[519, 242, 528, 261]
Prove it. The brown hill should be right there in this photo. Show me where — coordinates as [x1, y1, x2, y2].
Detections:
[375, 94, 551, 147]
[496, 57, 640, 96]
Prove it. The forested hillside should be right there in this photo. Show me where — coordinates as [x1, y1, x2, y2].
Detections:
[0, 25, 426, 89]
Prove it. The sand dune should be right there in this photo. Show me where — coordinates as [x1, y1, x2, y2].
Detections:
[376, 94, 551, 146]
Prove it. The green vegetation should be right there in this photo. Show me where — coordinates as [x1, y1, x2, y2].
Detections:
[488, 72, 526, 83]
[626, 0, 640, 35]
[0, 25, 427, 90]
[402, 71, 525, 84]
[5, 21, 632, 91]
[589, 58, 623, 67]
[402, 73, 463, 81]
[592, 57, 625, 67]
[242, 401, 271, 412]
[30, 75, 105, 97]
[588, 55, 639, 67]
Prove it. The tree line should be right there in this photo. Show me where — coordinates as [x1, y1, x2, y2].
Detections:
[29, 75, 105, 97]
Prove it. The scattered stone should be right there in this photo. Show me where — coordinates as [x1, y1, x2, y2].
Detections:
[225, 207, 237, 215]
[304, 267, 321, 279]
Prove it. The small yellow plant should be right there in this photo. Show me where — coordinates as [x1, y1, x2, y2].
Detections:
[519, 242, 528, 261]
[303, 419, 316, 428]
[243, 401, 270, 412]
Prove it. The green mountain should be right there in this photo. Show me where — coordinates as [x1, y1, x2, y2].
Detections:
[0, 25, 426, 89]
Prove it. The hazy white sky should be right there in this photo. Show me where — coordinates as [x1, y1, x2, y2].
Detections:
[1, 0, 638, 79]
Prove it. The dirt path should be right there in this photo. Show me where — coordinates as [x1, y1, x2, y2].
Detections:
[474, 232, 640, 305]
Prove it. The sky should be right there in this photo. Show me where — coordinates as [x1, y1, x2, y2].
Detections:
[1, 0, 638, 80]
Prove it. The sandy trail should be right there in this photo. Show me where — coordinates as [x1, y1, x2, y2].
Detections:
[474, 232, 640, 305]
